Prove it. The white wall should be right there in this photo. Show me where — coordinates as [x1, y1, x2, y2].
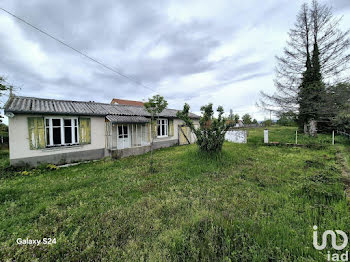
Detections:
[153, 118, 199, 143]
[8, 115, 106, 160]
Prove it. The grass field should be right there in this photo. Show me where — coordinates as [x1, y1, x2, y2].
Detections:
[1, 126, 350, 261]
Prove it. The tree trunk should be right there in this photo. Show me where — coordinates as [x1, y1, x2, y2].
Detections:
[308, 119, 317, 137]
[150, 118, 154, 172]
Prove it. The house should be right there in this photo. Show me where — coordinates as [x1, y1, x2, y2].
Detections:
[4, 96, 200, 167]
[111, 98, 144, 107]
[235, 120, 244, 128]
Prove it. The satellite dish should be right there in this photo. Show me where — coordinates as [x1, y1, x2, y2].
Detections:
[5, 112, 15, 118]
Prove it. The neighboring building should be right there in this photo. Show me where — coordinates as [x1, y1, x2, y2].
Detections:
[5, 96, 199, 166]
[235, 120, 244, 127]
[111, 98, 144, 107]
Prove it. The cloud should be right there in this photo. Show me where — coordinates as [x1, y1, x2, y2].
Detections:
[0, 0, 350, 123]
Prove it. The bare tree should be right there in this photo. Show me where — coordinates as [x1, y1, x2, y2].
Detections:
[258, 0, 350, 115]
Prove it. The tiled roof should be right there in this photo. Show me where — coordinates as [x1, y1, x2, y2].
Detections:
[4, 96, 200, 119]
[111, 98, 144, 107]
[106, 115, 150, 123]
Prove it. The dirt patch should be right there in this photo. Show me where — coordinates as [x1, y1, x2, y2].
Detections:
[335, 150, 350, 202]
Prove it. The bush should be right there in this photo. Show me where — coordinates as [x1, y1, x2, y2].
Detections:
[177, 103, 232, 153]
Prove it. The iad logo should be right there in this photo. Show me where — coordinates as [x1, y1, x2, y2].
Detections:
[313, 225, 348, 261]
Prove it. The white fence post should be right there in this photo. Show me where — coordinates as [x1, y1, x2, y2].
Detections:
[332, 130, 335, 145]
[264, 129, 269, 144]
[295, 130, 298, 144]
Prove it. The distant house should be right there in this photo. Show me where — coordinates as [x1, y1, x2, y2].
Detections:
[235, 120, 244, 127]
[111, 98, 144, 107]
[5, 96, 199, 166]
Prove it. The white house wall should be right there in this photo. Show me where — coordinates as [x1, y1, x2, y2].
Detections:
[9, 115, 105, 160]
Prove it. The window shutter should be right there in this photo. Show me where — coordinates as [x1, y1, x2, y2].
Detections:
[28, 117, 45, 149]
[168, 119, 174, 136]
[79, 118, 91, 144]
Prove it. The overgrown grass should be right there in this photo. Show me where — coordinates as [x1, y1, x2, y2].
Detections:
[246, 125, 350, 146]
[0, 128, 349, 261]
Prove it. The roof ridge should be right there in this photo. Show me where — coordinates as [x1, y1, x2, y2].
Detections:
[11, 95, 180, 110]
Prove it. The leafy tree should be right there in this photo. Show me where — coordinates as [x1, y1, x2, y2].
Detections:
[234, 114, 239, 124]
[177, 103, 231, 153]
[258, 0, 350, 135]
[263, 119, 273, 127]
[0, 77, 10, 123]
[0, 123, 8, 144]
[144, 95, 168, 172]
[252, 119, 258, 125]
[242, 114, 252, 125]
[326, 83, 350, 132]
[276, 111, 297, 126]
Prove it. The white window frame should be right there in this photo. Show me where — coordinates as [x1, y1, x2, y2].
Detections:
[157, 118, 168, 138]
[45, 117, 79, 147]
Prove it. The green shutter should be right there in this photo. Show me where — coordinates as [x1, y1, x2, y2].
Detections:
[168, 119, 174, 136]
[79, 118, 91, 144]
[28, 117, 45, 150]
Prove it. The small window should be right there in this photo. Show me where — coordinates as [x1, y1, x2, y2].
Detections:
[157, 119, 168, 137]
[118, 126, 123, 138]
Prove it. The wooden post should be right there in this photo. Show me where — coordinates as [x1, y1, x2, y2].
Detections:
[332, 130, 335, 145]
[295, 130, 298, 145]
[264, 129, 269, 144]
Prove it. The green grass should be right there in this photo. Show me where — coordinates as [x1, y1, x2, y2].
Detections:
[1, 127, 350, 261]
[246, 126, 350, 146]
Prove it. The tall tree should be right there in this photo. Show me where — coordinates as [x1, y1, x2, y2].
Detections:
[259, 0, 350, 135]
[144, 95, 168, 172]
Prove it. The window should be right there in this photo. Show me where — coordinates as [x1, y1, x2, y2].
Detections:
[157, 119, 168, 137]
[45, 117, 79, 147]
[118, 125, 128, 138]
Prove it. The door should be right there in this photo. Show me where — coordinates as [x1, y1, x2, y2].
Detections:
[179, 125, 191, 145]
[117, 124, 131, 149]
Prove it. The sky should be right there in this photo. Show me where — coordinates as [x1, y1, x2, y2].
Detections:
[1, 0, 350, 124]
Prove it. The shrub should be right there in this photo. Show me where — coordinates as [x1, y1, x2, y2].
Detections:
[177, 103, 232, 153]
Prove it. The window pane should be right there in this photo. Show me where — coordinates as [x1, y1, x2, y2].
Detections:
[65, 127, 72, 144]
[53, 127, 61, 144]
[52, 119, 61, 127]
[74, 119, 78, 126]
[123, 126, 128, 135]
[118, 126, 123, 138]
[75, 127, 78, 143]
[64, 119, 71, 126]
[46, 128, 50, 145]
[45, 119, 49, 126]
[162, 124, 165, 136]
[157, 125, 161, 136]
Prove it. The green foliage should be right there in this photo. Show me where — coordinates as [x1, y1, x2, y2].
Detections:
[242, 113, 252, 125]
[326, 83, 350, 132]
[276, 112, 297, 126]
[177, 103, 231, 153]
[0, 77, 10, 123]
[144, 94, 168, 118]
[234, 114, 239, 124]
[252, 119, 258, 124]
[262, 119, 273, 127]
[0, 127, 349, 260]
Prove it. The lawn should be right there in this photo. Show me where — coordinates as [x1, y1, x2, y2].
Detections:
[1, 127, 350, 261]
